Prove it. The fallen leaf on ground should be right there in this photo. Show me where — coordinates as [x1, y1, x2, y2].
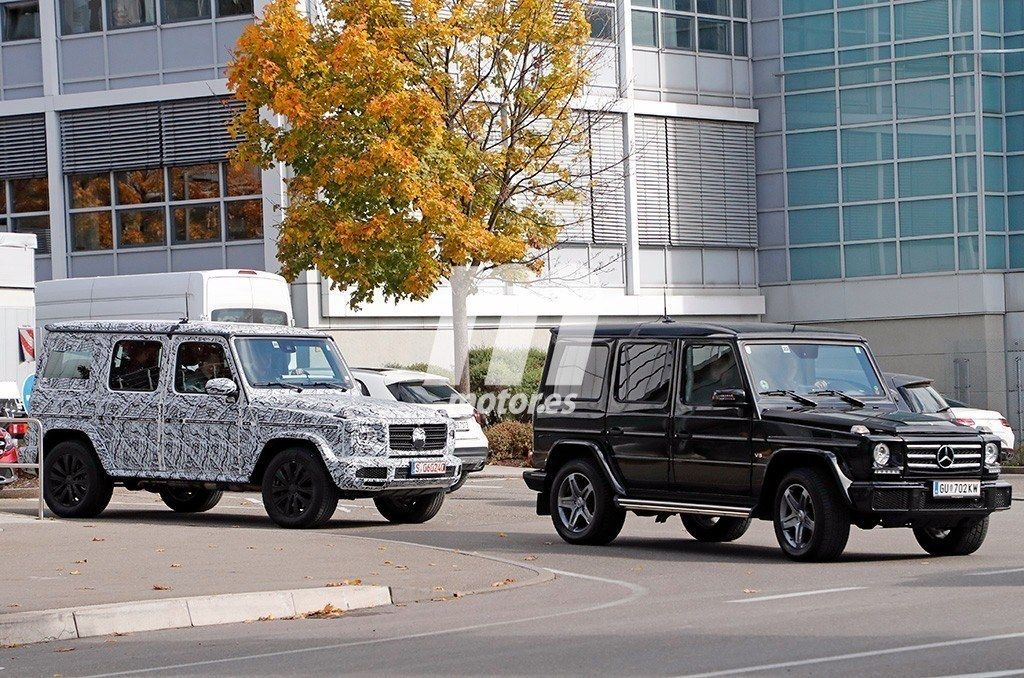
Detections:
[326, 579, 361, 587]
[433, 586, 444, 591]
[305, 603, 345, 619]
[394, 565, 408, 571]
[152, 584, 172, 591]
[156, 548, 165, 553]
[170, 564, 182, 568]
[54, 647, 76, 653]
[743, 589, 760, 594]
[497, 532, 507, 538]
[7, 603, 20, 608]
[69, 570, 81, 576]
[74, 559, 87, 564]
[523, 555, 538, 561]
[91, 537, 105, 542]
[383, 560, 393, 565]
[491, 579, 516, 588]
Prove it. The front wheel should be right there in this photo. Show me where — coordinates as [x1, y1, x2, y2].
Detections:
[681, 515, 751, 543]
[159, 487, 223, 513]
[374, 492, 445, 523]
[772, 469, 850, 562]
[43, 440, 113, 518]
[549, 459, 625, 546]
[262, 447, 338, 529]
[913, 517, 989, 556]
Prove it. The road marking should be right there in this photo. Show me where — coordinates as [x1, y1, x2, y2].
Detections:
[676, 631, 1024, 677]
[726, 587, 866, 603]
[966, 567, 1024, 576]
[927, 670, 1024, 678]
[462, 483, 503, 489]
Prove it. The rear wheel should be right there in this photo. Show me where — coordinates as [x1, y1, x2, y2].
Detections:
[913, 517, 989, 556]
[772, 468, 850, 562]
[681, 515, 752, 543]
[159, 487, 223, 513]
[374, 492, 446, 523]
[43, 440, 113, 519]
[549, 459, 625, 546]
[262, 447, 338, 529]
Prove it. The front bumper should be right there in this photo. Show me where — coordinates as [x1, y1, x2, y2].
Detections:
[326, 454, 463, 493]
[453, 445, 488, 472]
[849, 480, 1013, 516]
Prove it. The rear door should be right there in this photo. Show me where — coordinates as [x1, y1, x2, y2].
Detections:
[535, 337, 612, 461]
[103, 337, 167, 475]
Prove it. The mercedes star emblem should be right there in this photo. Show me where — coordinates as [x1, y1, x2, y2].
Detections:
[412, 427, 427, 450]
[936, 445, 956, 469]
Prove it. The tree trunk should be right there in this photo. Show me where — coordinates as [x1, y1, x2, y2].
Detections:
[450, 266, 472, 394]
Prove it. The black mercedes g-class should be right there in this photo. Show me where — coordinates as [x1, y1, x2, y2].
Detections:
[524, 321, 1013, 561]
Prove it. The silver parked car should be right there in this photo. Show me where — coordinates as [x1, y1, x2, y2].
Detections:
[24, 321, 461, 528]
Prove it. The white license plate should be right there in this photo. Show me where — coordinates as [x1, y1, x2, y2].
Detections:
[932, 480, 981, 498]
[410, 461, 447, 476]
[455, 419, 472, 432]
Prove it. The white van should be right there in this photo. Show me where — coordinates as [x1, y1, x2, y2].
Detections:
[0, 233, 38, 389]
[36, 269, 293, 335]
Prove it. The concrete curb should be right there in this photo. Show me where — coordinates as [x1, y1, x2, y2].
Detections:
[1000, 466, 1024, 475]
[0, 585, 392, 647]
[0, 487, 40, 499]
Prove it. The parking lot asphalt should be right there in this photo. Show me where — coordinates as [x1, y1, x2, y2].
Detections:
[2, 471, 1023, 677]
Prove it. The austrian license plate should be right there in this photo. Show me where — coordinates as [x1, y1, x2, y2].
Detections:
[455, 419, 472, 432]
[410, 461, 447, 476]
[932, 480, 981, 498]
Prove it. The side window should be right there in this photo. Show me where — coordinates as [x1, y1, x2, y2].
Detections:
[683, 344, 743, 406]
[174, 341, 232, 394]
[545, 341, 609, 401]
[109, 340, 163, 392]
[615, 342, 671, 404]
[41, 348, 93, 380]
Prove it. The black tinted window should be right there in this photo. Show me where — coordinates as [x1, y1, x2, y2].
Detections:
[109, 340, 163, 392]
[42, 349, 92, 380]
[546, 342, 609, 401]
[175, 342, 232, 394]
[684, 344, 743, 405]
[616, 342, 671, 404]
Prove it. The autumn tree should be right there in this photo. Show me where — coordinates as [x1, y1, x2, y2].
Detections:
[228, 0, 600, 392]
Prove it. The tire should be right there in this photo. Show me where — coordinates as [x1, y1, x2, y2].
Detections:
[913, 517, 989, 556]
[681, 515, 752, 543]
[374, 492, 446, 523]
[159, 487, 223, 513]
[446, 470, 469, 494]
[261, 447, 339, 529]
[772, 468, 850, 562]
[548, 458, 625, 546]
[43, 440, 114, 519]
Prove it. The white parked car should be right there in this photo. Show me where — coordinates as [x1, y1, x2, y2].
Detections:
[943, 398, 1015, 452]
[351, 368, 488, 490]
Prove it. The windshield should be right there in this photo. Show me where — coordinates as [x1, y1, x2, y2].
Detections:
[388, 381, 464, 405]
[744, 342, 885, 398]
[904, 385, 949, 414]
[235, 337, 353, 389]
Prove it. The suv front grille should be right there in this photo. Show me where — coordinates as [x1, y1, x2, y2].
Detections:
[904, 442, 982, 473]
[388, 424, 448, 453]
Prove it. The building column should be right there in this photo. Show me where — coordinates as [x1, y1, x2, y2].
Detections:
[617, 0, 641, 296]
[38, 0, 67, 279]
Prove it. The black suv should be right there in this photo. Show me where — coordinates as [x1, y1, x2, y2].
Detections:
[524, 321, 1013, 561]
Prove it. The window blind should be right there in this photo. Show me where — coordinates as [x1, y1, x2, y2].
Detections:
[0, 114, 48, 179]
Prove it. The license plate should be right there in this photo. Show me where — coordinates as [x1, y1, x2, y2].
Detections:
[410, 461, 447, 476]
[455, 419, 471, 432]
[932, 480, 981, 498]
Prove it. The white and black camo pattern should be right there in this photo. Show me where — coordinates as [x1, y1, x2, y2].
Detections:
[26, 321, 461, 492]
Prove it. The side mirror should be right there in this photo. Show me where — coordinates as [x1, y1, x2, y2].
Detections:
[205, 378, 238, 398]
[711, 388, 747, 407]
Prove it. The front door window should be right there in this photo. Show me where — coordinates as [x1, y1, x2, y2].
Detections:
[683, 344, 743, 405]
[174, 341, 232, 394]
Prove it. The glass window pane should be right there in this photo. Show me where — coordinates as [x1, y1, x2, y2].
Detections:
[661, 0, 692, 9]
[840, 84, 893, 124]
[790, 246, 841, 280]
[953, 76, 975, 114]
[845, 241, 896, 277]
[3, 1, 41, 41]
[895, 56, 948, 80]
[783, 14, 834, 53]
[115, 168, 165, 204]
[984, 156, 1005, 192]
[897, 119, 952, 158]
[1009, 76, 1024, 112]
[170, 164, 220, 201]
[697, 18, 730, 53]
[68, 172, 110, 209]
[631, 10, 657, 47]
[955, 116, 976, 152]
[959, 235, 979, 269]
[957, 195, 978, 232]
[981, 0, 1001, 31]
[683, 344, 743, 406]
[587, 4, 616, 41]
[789, 207, 839, 244]
[225, 164, 261, 197]
[784, 52, 834, 91]
[788, 168, 838, 206]
[615, 343, 671, 404]
[901, 237, 955, 273]
[161, 0, 210, 22]
[839, 62, 891, 87]
[987, 235, 1007, 269]
[900, 198, 954, 236]
[71, 211, 113, 251]
[839, 44, 890, 65]
[844, 202, 896, 240]
[11, 215, 50, 254]
[1011, 196, 1024, 232]
[1008, 156, 1024, 192]
[172, 203, 221, 243]
[1012, 235, 1024, 268]
[1007, 115, 1024, 153]
[953, 0, 972, 33]
[117, 208, 165, 247]
[633, 0, 656, 6]
[226, 200, 263, 241]
[662, 15, 694, 50]
[983, 76, 1003, 114]
[731, 0, 745, 18]
[0, 181, 7, 211]
[838, 7, 890, 48]
[899, 158, 952, 198]
[986, 196, 1006, 231]
[10, 177, 48, 212]
[732, 21, 747, 56]
[108, 0, 155, 28]
[59, 0, 102, 34]
[697, 0, 729, 15]
[843, 163, 894, 202]
[785, 91, 836, 130]
[896, 80, 950, 119]
[783, 0, 832, 14]
[895, 37, 948, 58]
[216, 0, 252, 14]
[956, 156, 977, 192]
[841, 125, 893, 163]
[894, 0, 949, 41]
[786, 130, 837, 168]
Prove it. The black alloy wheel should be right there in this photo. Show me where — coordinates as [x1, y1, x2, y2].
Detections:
[262, 447, 338, 528]
[43, 440, 114, 518]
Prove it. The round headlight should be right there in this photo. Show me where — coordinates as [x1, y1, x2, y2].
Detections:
[985, 442, 1000, 466]
[872, 442, 891, 466]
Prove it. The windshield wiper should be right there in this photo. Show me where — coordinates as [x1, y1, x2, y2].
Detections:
[303, 381, 348, 390]
[760, 390, 817, 407]
[258, 381, 303, 392]
[808, 389, 865, 408]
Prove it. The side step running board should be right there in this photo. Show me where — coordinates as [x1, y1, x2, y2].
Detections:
[615, 497, 753, 519]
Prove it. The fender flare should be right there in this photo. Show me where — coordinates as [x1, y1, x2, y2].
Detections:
[758, 447, 853, 515]
[545, 439, 626, 495]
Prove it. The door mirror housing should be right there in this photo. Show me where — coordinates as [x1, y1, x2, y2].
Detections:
[711, 388, 747, 407]
[205, 378, 238, 399]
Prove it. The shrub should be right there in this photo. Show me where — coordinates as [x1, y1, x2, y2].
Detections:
[469, 347, 546, 422]
[486, 420, 533, 465]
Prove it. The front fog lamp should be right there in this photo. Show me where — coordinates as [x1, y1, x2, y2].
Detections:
[872, 443, 891, 466]
[985, 442, 1000, 466]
